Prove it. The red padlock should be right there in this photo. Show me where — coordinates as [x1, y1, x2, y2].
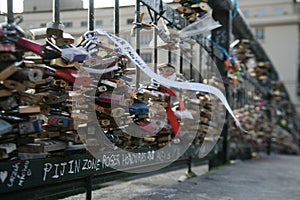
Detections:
[44, 66, 93, 86]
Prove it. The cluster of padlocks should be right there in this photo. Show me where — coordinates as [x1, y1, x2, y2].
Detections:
[175, 0, 210, 22]
[0, 15, 224, 160]
[229, 39, 299, 155]
[173, 0, 298, 155]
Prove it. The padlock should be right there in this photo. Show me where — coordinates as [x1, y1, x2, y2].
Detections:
[28, 27, 47, 40]
[18, 105, 41, 114]
[138, 121, 160, 134]
[136, 114, 149, 119]
[106, 133, 119, 144]
[50, 58, 78, 68]
[43, 66, 93, 86]
[0, 43, 16, 52]
[157, 135, 171, 142]
[47, 115, 72, 128]
[24, 55, 44, 64]
[98, 92, 125, 105]
[100, 79, 118, 88]
[149, 101, 168, 108]
[143, 137, 156, 142]
[18, 120, 42, 135]
[50, 79, 70, 89]
[0, 119, 13, 135]
[38, 91, 68, 105]
[50, 32, 75, 47]
[61, 46, 88, 63]
[176, 6, 195, 15]
[0, 89, 12, 97]
[99, 118, 111, 127]
[39, 103, 51, 115]
[129, 103, 149, 115]
[59, 132, 81, 143]
[94, 104, 125, 118]
[142, 89, 165, 101]
[134, 93, 148, 103]
[19, 91, 43, 105]
[0, 95, 18, 110]
[33, 77, 54, 86]
[13, 37, 61, 59]
[3, 79, 26, 91]
[0, 60, 22, 81]
[97, 85, 108, 92]
[13, 67, 44, 82]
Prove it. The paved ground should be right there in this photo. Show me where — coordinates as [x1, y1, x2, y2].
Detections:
[63, 155, 300, 200]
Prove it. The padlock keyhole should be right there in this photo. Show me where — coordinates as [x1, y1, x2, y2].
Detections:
[57, 119, 64, 126]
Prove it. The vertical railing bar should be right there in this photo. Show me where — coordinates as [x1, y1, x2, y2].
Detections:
[6, 0, 13, 24]
[135, 0, 141, 88]
[114, 0, 120, 36]
[189, 44, 193, 81]
[85, 176, 92, 200]
[179, 50, 183, 74]
[153, 12, 158, 73]
[53, 0, 60, 25]
[168, 49, 172, 64]
[89, 0, 94, 31]
[199, 36, 203, 82]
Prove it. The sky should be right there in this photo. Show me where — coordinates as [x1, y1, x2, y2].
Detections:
[0, 0, 173, 13]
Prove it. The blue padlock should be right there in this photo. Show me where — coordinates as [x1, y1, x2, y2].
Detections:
[48, 115, 72, 128]
[129, 103, 149, 115]
[0, 119, 12, 135]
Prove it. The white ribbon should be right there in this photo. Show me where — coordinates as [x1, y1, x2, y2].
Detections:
[97, 30, 245, 131]
[83, 65, 119, 74]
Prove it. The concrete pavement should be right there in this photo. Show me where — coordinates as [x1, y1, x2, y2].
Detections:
[63, 155, 300, 200]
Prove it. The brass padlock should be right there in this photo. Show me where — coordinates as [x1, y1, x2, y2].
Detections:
[0, 61, 22, 81]
[46, 27, 63, 39]
[51, 32, 75, 47]
[50, 58, 77, 68]
[3, 80, 26, 91]
[19, 91, 43, 105]
[18, 105, 41, 114]
[0, 89, 13, 97]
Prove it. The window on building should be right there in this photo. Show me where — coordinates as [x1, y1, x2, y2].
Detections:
[274, 7, 286, 15]
[63, 22, 73, 28]
[96, 20, 103, 27]
[127, 18, 134, 25]
[255, 27, 265, 42]
[81, 21, 87, 27]
[40, 23, 46, 27]
[141, 53, 152, 63]
[255, 9, 266, 17]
